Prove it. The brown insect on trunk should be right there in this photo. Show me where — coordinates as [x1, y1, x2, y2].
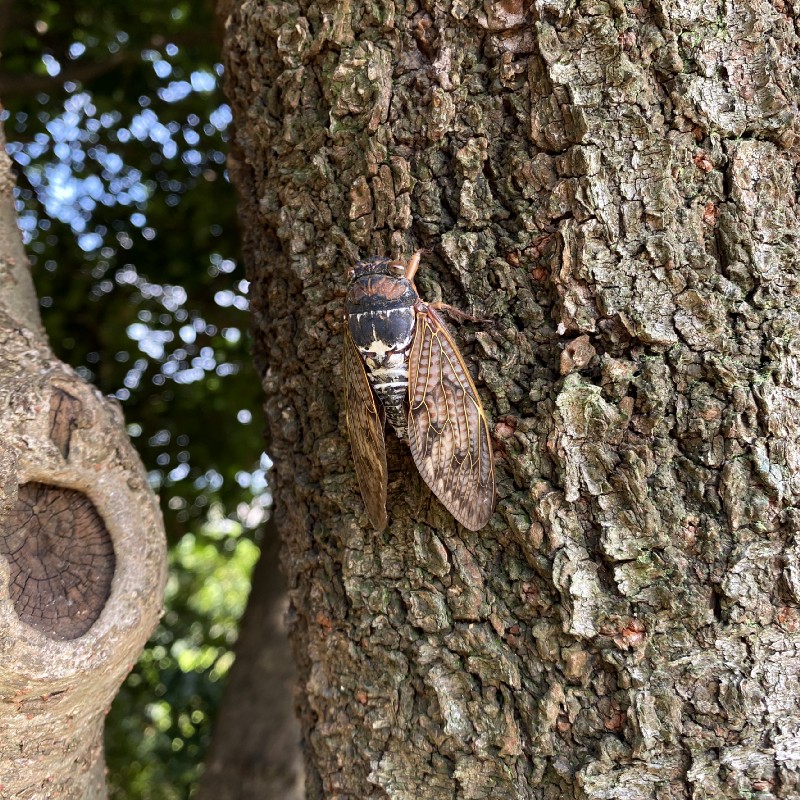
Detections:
[344, 250, 495, 531]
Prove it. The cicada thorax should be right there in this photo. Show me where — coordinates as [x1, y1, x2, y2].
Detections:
[344, 258, 418, 440]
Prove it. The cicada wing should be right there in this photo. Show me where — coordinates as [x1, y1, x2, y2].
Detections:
[344, 326, 388, 531]
[407, 307, 495, 531]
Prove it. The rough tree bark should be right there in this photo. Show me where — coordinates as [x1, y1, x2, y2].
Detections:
[220, 0, 800, 797]
[0, 115, 166, 797]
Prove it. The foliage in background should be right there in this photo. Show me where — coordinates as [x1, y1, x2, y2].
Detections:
[107, 519, 259, 798]
[0, 1, 265, 795]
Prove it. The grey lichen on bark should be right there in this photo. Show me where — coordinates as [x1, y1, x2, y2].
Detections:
[0, 115, 167, 797]
[222, 0, 800, 797]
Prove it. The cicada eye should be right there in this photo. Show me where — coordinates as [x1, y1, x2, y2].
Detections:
[347, 268, 355, 280]
[388, 262, 405, 276]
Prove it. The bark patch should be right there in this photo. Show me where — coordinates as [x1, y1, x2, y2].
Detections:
[0, 482, 114, 639]
[49, 388, 82, 459]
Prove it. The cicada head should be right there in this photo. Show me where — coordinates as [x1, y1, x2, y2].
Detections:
[347, 256, 407, 284]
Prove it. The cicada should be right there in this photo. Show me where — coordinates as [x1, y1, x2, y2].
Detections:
[344, 250, 495, 531]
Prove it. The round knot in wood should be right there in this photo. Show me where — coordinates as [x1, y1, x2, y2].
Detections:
[0, 482, 115, 639]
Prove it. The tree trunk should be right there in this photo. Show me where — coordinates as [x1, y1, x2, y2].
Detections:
[220, 0, 800, 797]
[196, 516, 304, 800]
[0, 115, 166, 797]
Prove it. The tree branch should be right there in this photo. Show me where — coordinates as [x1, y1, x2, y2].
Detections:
[0, 104, 44, 336]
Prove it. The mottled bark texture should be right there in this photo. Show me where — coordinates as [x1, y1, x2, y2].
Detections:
[221, 0, 800, 797]
[0, 116, 167, 798]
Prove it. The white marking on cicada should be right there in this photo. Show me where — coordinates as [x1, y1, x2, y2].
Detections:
[372, 381, 409, 390]
[366, 339, 392, 358]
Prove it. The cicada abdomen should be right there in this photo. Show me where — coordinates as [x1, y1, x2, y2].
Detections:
[344, 251, 495, 532]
